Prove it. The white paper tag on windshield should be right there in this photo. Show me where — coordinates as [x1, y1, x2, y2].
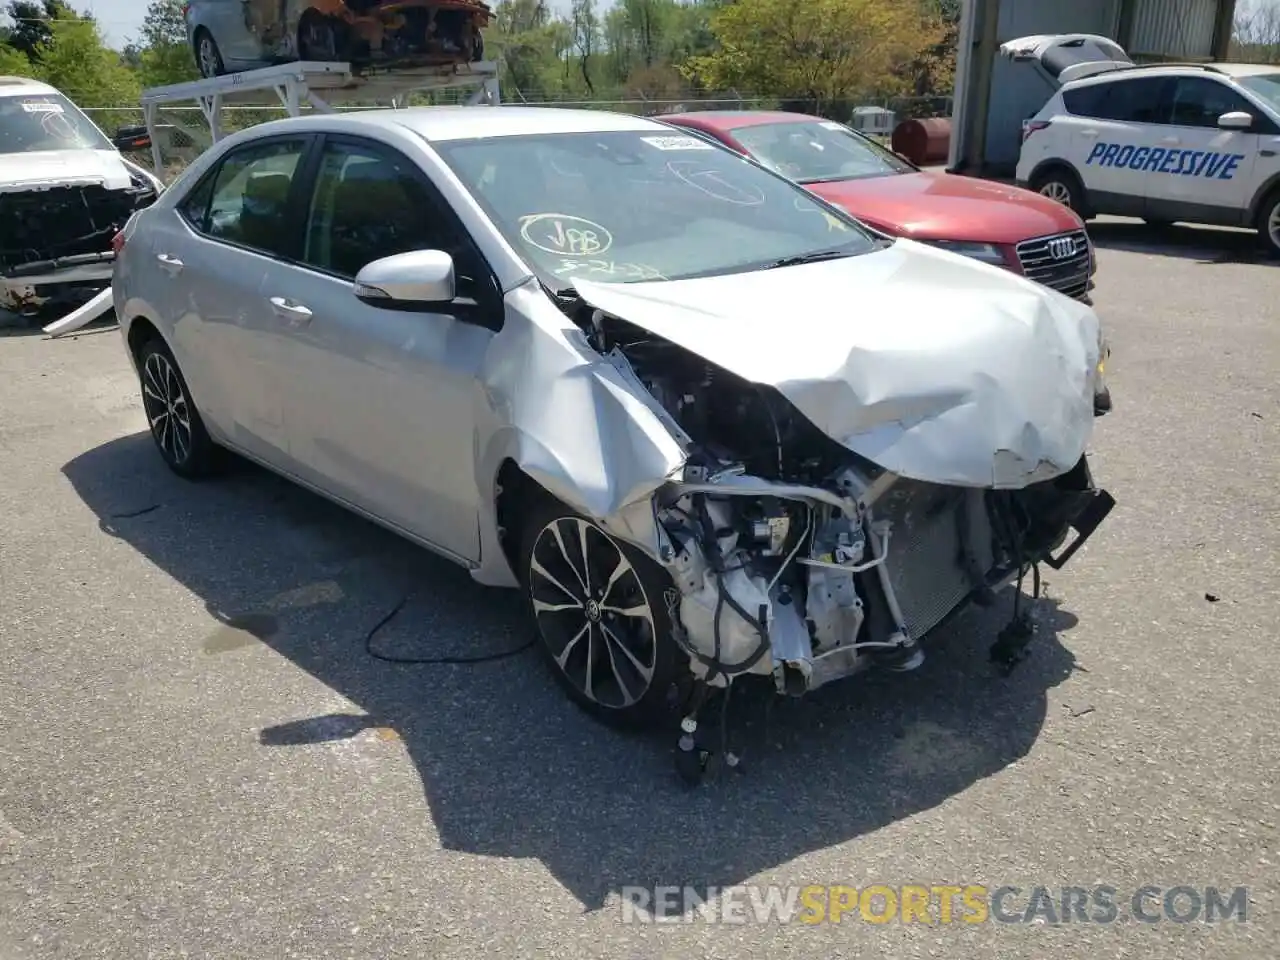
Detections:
[820, 121, 845, 131]
[22, 101, 64, 113]
[640, 135, 713, 151]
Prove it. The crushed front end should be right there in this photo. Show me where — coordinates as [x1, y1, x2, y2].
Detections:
[575, 306, 1114, 747]
[1, 174, 159, 317]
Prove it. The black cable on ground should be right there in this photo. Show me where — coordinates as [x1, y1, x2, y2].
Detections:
[364, 593, 538, 665]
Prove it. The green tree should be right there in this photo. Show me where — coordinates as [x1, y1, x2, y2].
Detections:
[0, 41, 32, 76]
[4, 0, 80, 61]
[31, 16, 140, 107]
[134, 0, 199, 87]
[571, 0, 598, 95]
[684, 0, 945, 110]
[489, 0, 571, 100]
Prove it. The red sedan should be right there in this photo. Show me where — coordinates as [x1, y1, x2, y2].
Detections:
[662, 110, 1097, 302]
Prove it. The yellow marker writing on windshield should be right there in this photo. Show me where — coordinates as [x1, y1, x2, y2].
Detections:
[823, 212, 849, 232]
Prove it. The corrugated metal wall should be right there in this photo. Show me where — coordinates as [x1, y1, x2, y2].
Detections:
[982, 0, 1121, 168]
[1128, 0, 1219, 59]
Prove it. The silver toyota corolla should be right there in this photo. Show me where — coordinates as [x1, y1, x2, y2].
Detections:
[112, 106, 1114, 775]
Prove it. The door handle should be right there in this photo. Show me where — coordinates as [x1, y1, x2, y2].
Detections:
[269, 296, 313, 326]
[156, 253, 184, 275]
[1262, 149, 1277, 157]
[1159, 136, 1179, 145]
[1080, 129, 1100, 139]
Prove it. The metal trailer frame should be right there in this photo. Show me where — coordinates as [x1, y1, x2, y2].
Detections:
[140, 58, 501, 173]
[43, 59, 499, 338]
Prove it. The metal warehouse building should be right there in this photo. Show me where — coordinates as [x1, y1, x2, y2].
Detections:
[949, 0, 1240, 175]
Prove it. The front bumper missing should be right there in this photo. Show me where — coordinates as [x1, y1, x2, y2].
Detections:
[2, 253, 114, 316]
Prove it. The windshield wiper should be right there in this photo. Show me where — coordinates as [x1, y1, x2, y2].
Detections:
[764, 248, 858, 270]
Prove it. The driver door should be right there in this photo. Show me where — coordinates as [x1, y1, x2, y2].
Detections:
[265, 134, 503, 562]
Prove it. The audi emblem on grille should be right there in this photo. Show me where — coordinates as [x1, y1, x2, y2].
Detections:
[1048, 237, 1077, 260]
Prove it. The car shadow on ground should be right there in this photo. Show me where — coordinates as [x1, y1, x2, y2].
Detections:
[63, 432, 1082, 911]
[1086, 219, 1277, 265]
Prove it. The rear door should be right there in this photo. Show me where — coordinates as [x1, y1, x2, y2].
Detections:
[153, 134, 314, 465]
[1144, 76, 1266, 224]
[1067, 75, 1172, 217]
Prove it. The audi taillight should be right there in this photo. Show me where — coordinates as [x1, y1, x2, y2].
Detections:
[1022, 120, 1052, 142]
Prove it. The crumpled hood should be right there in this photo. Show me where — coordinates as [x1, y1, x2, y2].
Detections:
[573, 240, 1102, 489]
[0, 149, 133, 193]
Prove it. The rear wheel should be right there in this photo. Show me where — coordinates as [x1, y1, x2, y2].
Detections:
[517, 495, 691, 730]
[1030, 166, 1088, 217]
[137, 337, 219, 479]
[194, 28, 225, 78]
[1258, 190, 1280, 258]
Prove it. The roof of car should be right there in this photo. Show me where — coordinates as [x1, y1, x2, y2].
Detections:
[1065, 61, 1280, 87]
[663, 110, 822, 131]
[251, 105, 669, 142]
[0, 76, 60, 97]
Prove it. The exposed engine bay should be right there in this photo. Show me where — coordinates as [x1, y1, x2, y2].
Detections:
[0, 173, 159, 316]
[573, 304, 1116, 705]
[253, 0, 490, 66]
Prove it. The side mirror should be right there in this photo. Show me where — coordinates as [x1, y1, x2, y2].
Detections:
[113, 125, 151, 152]
[353, 250, 456, 306]
[1218, 110, 1254, 130]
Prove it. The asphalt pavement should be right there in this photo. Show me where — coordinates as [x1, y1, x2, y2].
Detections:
[1, 218, 1277, 958]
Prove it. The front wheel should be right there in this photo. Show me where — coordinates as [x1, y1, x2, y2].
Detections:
[517, 497, 691, 729]
[1258, 190, 1280, 258]
[137, 337, 219, 479]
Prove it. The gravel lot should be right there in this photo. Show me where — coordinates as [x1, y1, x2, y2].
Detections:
[1, 219, 1277, 959]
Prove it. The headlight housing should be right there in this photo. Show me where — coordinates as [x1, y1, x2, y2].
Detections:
[924, 240, 1009, 266]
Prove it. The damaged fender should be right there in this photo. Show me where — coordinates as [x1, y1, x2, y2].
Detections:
[472, 281, 688, 585]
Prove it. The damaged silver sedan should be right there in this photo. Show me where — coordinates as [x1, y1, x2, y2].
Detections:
[111, 107, 1114, 778]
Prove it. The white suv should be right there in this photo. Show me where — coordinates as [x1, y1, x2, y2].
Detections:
[1014, 56, 1280, 256]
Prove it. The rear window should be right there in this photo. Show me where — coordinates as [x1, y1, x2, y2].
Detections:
[1041, 38, 1131, 80]
[1062, 84, 1110, 117]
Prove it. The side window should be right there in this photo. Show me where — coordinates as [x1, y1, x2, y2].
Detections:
[1166, 77, 1253, 128]
[177, 175, 215, 231]
[179, 139, 308, 258]
[1092, 77, 1170, 124]
[1062, 84, 1109, 118]
[301, 139, 474, 287]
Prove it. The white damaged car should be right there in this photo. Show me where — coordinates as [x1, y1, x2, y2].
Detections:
[0, 76, 163, 317]
[111, 107, 1115, 778]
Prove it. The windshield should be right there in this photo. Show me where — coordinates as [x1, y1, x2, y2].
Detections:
[729, 119, 913, 184]
[1238, 72, 1280, 114]
[0, 92, 113, 154]
[433, 130, 877, 288]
